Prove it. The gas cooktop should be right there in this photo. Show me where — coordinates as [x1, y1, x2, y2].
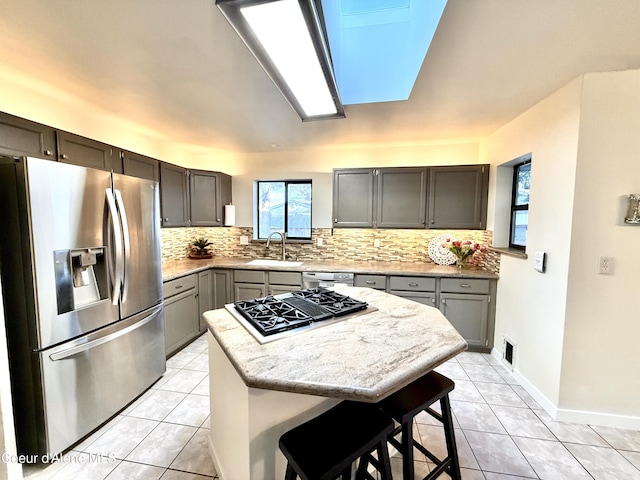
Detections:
[226, 287, 373, 343]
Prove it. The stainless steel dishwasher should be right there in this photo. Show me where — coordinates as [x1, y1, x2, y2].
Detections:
[302, 272, 354, 289]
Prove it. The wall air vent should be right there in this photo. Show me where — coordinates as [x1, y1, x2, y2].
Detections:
[503, 335, 516, 370]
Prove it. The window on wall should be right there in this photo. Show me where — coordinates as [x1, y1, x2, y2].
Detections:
[257, 180, 312, 240]
[509, 159, 531, 250]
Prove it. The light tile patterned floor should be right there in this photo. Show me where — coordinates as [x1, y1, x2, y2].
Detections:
[23, 337, 640, 480]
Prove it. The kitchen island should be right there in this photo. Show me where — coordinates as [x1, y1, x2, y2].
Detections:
[203, 286, 467, 480]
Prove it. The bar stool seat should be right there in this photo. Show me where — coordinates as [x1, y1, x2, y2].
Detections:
[379, 371, 461, 480]
[279, 400, 394, 480]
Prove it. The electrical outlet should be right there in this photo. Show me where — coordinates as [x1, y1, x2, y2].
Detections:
[317, 237, 323, 247]
[598, 256, 614, 275]
[374, 239, 380, 248]
[239, 235, 249, 246]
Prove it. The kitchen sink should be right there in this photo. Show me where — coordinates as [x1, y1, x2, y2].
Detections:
[246, 259, 304, 267]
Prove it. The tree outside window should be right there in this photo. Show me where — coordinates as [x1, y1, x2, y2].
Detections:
[257, 180, 312, 240]
[510, 160, 530, 249]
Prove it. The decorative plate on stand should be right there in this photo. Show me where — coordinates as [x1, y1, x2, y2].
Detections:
[427, 234, 457, 265]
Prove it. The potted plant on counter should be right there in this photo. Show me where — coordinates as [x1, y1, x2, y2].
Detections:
[189, 237, 213, 259]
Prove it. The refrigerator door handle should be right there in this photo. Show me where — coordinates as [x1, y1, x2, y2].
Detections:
[48, 305, 161, 361]
[105, 188, 123, 305]
[114, 188, 131, 304]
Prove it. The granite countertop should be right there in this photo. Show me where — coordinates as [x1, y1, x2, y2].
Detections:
[162, 256, 499, 282]
[203, 286, 468, 402]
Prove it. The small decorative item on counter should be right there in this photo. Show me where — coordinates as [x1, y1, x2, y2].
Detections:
[442, 238, 485, 270]
[189, 237, 213, 259]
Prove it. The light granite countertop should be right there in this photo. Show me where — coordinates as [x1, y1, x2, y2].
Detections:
[163, 256, 499, 282]
[203, 286, 468, 402]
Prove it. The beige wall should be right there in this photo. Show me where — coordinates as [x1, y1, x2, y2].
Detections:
[560, 70, 640, 422]
[482, 70, 640, 427]
[480, 77, 583, 410]
[0, 63, 242, 173]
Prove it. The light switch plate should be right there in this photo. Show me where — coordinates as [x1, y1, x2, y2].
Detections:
[533, 251, 546, 273]
[239, 235, 249, 245]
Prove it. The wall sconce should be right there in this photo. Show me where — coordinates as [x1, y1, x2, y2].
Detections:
[216, 0, 345, 121]
[624, 194, 640, 224]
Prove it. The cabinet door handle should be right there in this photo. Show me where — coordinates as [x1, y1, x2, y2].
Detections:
[460, 283, 471, 288]
[431, 298, 436, 305]
[441, 299, 446, 305]
[60, 153, 68, 160]
[334, 218, 338, 223]
[174, 285, 184, 290]
[44, 150, 53, 156]
[407, 282, 419, 287]
[365, 280, 376, 285]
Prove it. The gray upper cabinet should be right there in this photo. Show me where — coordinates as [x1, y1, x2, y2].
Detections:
[332, 168, 375, 227]
[56, 131, 121, 173]
[190, 170, 232, 227]
[377, 167, 427, 228]
[160, 162, 189, 227]
[122, 150, 159, 182]
[428, 165, 489, 229]
[0, 112, 57, 159]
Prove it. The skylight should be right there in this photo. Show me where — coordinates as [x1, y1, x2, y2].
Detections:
[321, 0, 447, 105]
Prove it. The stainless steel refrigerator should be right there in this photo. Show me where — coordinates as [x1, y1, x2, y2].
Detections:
[0, 156, 165, 456]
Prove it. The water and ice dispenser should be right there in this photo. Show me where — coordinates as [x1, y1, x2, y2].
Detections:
[54, 247, 109, 313]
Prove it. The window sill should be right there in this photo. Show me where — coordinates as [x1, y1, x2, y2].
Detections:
[488, 246, 528, 260]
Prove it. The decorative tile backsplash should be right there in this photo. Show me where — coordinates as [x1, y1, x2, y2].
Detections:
[162, 227, 500, 274]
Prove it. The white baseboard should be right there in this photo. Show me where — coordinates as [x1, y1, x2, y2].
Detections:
[490, 348, 640, 430]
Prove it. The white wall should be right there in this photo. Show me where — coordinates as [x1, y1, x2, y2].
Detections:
[480, 77, 583, 409]
[560, 70, 640, 422]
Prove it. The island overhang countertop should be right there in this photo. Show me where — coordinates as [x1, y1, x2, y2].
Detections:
[203, 286, 468, 402]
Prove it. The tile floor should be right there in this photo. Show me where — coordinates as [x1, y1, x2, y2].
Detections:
[23, 335, 640, 480]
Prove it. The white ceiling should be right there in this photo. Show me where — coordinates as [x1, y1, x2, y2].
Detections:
[2, 0, 640, 153]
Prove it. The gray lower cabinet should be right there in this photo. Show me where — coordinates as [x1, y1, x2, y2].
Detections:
[389, 275, 437, 308]
[198, 270, 213, 332]
[439, 277, 493, 350]
[233, 270, 301, 300]
[212, 269, 233, 308]
[163, 274, 199, 356]
[354, 274, 387, 290]
[267, 271, 301, 295]
[234, 270, 267, 301]
[439, 293, 489, 349]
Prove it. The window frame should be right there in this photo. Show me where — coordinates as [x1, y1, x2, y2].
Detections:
[509, 159, 531, 251]
[256, 179, 312, 241]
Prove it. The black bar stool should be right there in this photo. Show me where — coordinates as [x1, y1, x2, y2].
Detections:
[379, 371, 461, 480]
[279, 400, 394, 480]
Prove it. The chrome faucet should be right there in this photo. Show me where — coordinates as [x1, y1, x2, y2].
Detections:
[266, 232, 286, 260]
